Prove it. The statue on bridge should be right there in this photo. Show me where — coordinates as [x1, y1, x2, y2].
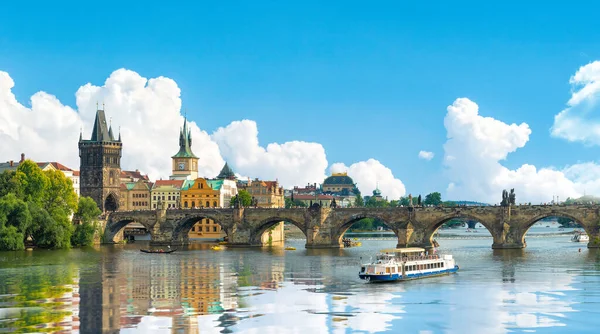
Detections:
[330, 198, 337, 208]
[408, 194, 413, 207]
[501, 189, 516, 207]
[417, 195, 422, 206]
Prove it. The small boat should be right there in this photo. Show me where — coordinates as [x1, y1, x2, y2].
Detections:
[342, 238, 362, 248]
[218, 241, 228, 245]
[571, 232, 589, 242]
[285, 246, 296, 250]
[211, 245, 224, 251]
[140, 248, 177, 254]
[359, 247, 458, 283]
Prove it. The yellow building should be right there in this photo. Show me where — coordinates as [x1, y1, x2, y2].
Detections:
[180, 178, 225, 239]
[246, 179, 285, 208]
[151, 180, 184, 209]
[119, 179, 152, 211]
[244, 179, 285, 244]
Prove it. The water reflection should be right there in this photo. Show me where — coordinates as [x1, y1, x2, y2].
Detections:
[0, 237, 599, 333]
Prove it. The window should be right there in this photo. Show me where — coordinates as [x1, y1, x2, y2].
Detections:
[191, 201, 195, 208]
[213, 201, 217, 207]
[206, 201, 210, 207]
[184, 202, 188, 208]
[212, 226, 217, 232]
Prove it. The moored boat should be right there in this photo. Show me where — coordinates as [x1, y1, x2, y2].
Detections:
[140, 248, 177, 254]
[359, 247, 458, 283]
[571, 231, 589, 242]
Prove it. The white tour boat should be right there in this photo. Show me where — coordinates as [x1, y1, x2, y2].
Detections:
[571, 231, 589, 243]
[358, 247, 459, 283]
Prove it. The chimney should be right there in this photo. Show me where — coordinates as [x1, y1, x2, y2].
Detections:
[20, 153, 25, 163]
[9, 160, 13, 167]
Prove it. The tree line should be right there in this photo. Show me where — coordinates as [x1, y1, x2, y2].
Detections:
[0, 160, 101, 251]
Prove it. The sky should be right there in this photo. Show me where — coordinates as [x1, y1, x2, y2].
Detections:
[2, 0, 600, 204]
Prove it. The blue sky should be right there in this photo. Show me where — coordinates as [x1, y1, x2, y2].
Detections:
[2, 0, 600, 201]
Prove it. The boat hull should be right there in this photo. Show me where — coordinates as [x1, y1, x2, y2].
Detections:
[360, 266, 459, 283]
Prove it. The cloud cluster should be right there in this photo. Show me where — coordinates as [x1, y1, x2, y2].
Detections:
[330, 159, 406, 199]
[551, 61, 600, 144]
[443, 97, 600, 204]
[0, 69, 405, 198]
[418, 150, 434, 160]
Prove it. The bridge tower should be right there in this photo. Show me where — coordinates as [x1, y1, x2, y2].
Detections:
[79, 107, 122, 212]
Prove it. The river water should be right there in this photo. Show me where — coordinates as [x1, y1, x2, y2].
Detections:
[0, 227, 599, 333]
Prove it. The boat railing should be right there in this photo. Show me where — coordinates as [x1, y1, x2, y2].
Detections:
[401, 255, 440, 261]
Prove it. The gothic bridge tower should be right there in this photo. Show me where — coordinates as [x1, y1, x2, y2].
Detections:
[79, 108, 122, 212]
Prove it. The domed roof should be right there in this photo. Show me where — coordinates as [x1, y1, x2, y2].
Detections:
[323, 173, 355, 185]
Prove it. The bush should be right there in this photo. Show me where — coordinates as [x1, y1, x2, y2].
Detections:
[0, 226, 25, 251]
[71, 222, 96, 247]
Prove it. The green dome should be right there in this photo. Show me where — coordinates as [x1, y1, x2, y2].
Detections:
[323, 174, 355, 185]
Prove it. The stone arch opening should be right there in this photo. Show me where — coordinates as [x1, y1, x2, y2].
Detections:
[172, 215, 226, 244]
[249, 217, 307, 246]
[334, 215, 397, 248]
[104, 193, 119, 212]
[104, 219, 152, 243]
[521, 213, 589, 246]
[426, 214, 495, 248]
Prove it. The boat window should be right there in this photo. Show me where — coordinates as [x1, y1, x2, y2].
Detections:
[441, 262, 444, 267]
[361, 267, 365, 273]
[386, 267, 391, 273]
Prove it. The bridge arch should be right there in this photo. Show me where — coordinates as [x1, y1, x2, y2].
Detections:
[424, 213, 496, 248]
[104, 217, 154, 243]
[171, 213, 226, 244]
[520, 211, 590, 245]
[249, 216, 307, 246]
[333, 214, 397, 247]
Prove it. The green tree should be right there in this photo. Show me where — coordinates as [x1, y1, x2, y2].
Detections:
[15, 160, 48, 204]
[0, 170, 22, 198]
[231, 189, 252, 207]
[424, 192, 442, 206]
[71, 197, 102, 247]
[42, 169, 78, 221]
[285, 198, 307, 208]
[0, 193, 32, 234]
[389, 200, 400, 207]
[28, 203, 72, 249]
[365, 197, 389, 208]
[354, 193, 364, 207]
[0, 226, 25, 251]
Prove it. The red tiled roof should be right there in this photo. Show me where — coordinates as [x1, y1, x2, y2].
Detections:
[73, 171, 80, 176]
[120, 170, 149, 180]
[37, 162, 74, 171]
[294, 194, 333, 200]
[153, 180, 184, 188]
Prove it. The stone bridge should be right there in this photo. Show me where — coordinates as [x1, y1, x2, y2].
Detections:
[105, 205, 600, 249]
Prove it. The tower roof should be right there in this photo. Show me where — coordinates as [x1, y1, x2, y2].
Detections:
[216, 162, 236, 179]
[172, 118, 198, 158]
[89, 109, 115, 142]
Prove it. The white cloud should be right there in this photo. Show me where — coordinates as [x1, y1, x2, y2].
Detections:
[443, 97, 600, 204]
[211, 120, 328, 188]
[330, 159, 406, 199]
[551, 61, 600, 144]
[418, 150, 434, 160]
[0, 68, 406, 193]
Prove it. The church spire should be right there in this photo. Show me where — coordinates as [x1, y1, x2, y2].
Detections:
[171, 117, 198, 159]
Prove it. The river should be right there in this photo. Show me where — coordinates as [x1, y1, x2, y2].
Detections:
[0, 227, 599, 333]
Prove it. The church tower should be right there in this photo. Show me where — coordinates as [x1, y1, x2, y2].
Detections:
[169, 118, 199, 180]
[79, 108, 122, 212]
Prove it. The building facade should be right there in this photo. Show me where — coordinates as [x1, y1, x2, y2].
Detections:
[151, 180, 184, 209]
[119, 180, 152, 211]
[180, 178, 224, 239]
[247, 179, 285, 208]
[170, 119, 199, 181]
[322, 172, 357, 194]
[79, 108, 122, 212]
